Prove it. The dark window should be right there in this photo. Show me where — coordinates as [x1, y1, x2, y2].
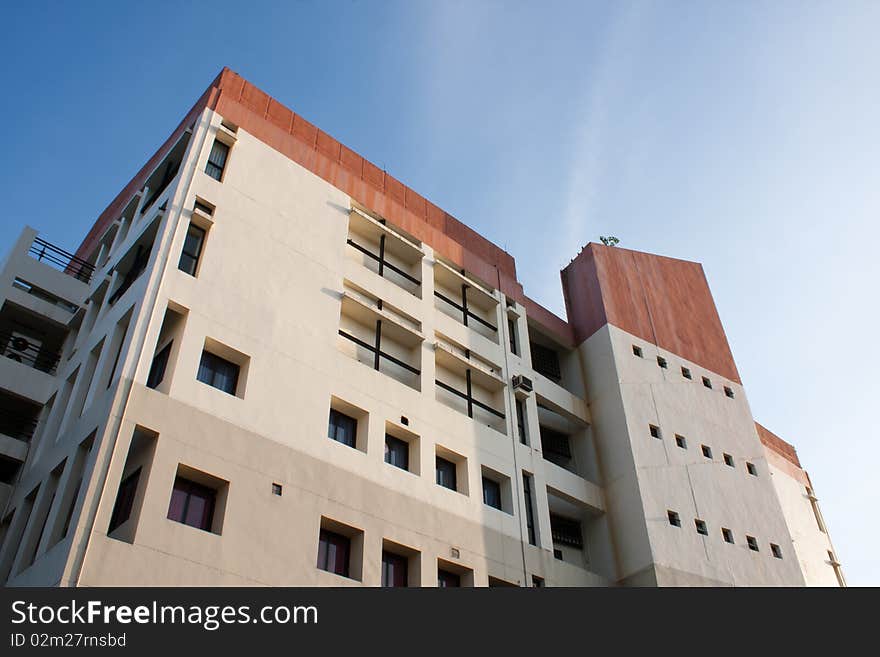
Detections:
[508, 318, 519, 356]
[438, 569, 460, 587]
[146, 341, 172, 389]
[194, 199, 214, 216]
[702, 376, 712, 389]
[197, 350, 239, 395]
[723, 453, 734, 467]
[106, 325, 128, 389]
[722, 527, 734, 544]
[0, 454, 23, 485]
[205, 139, 229, 181]
[317, 529, 350, 577]
[530, 343, 561, 381]
[632, 345, 643, 357]
[550, 514, 583, 548]
[724, 386, 735, 399]
[746, 462, 758, 476]
[649, 424, 661, 439]
[523, 473, 536, 546]
[695, 519, 708, 536]
[553, 548, 563, 560]
[328, 409, 357, 448]
[701, 445, 713, 459]
[771, 543, 783, 559]
[382, 551, 408, 587]
[532, 575, 545, 587]
[167, 477, 216, 532]
[271, 483, 282, 496]
[482, 477, 502, 510]
[384, 435, 409, 471]
[668, 510, 681, 527]
[747, 536, 759, 552]
[436, 456, 457, 491]
[675, 434, 687, 449]
[657, 356, 667, 369]
[178, 223, 206, 276]
[108, 468, 141, 533]
[61, 476, 83, 538]
[540, 426, 572, 461]
[681, 366, 692, 379]
[516, 399, 528, 445]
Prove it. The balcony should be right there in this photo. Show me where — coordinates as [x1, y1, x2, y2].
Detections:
[0, 301, 67, 376]
[537, 397, 598, 483]
[28, 236, 95, 285]
[346, 205, 423, 298]
[433, 260, 499, 344]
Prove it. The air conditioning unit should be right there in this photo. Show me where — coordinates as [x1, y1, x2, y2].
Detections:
[512, 375, 533, 393]
[2, 331, 40, 364]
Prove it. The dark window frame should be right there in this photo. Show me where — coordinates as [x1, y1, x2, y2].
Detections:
[178, 222, 207, 277]
[317, 528, 351, 578]
[196, 350, 240, 396]
[328, 408, 358, 448]
[381, 551, 408, 587]
[436, 456, 458, 491]
[482, 476, 502, 511]
[108, 467, 141, 533]
[384, 434, 409, 471]
[147, 341, 172, 390]
[205, 139, 230, 181]
[166, 476, 216, 532]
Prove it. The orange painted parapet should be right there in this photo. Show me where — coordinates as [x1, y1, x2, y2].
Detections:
[561, 243, 741, 384]
[756, 422, 802, 469]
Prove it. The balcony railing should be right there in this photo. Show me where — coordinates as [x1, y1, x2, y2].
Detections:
[0, 330, 60, 374]
[29, 237, 95, 284]
[0, 407, 39, 442]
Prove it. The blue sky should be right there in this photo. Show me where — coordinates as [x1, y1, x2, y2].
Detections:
[1, 1, 877, 584]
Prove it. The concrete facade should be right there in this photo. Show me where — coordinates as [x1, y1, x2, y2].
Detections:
[0, 68, 843, 587]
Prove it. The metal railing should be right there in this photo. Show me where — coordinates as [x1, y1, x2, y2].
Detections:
[0, 330, 60, 374]
[0, 407, 39, 442]
[29, 236, 95, 284]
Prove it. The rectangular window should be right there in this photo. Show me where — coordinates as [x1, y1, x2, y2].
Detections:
[523, 473, 536, 546]
[657, 356, 667, 369]
[723, 453, 734, 467]
[771, 543, 783, 559]
[675, 434, 687, 449]
[328, 409, 357, 448]
[649, 424, 661, 439]
[317, 529, 350, 578]
[167, 477, 216, 532]
[146, 341, 172, 390]
[384, 434, 409, 471]
[632, 345, 643, 357]
[701, 445, 713, 459]
[508, 318, 519, 356]
[681, 366, 692, 379]
[747, 535, 759, 552]
[722, 527, 734, 544]
[516, 399, 528, 445]
[482, 477, 502, 510]
[178, 223, 206, 276]
[724, 386, 735, 399]
[436, 456, 457, 491]
[746, 462, 758, 476]
[530, 343, 561, 381]
[702, 376, 712, 389]
[196, 350, 239, 395]
[438, 569, 460, 587]
[205, 139, 230, 181]
[108, 468, 141, 533]
[381, 551, 408, 587]
[668, 510, 681, 527]
[695, 519, 708, 536]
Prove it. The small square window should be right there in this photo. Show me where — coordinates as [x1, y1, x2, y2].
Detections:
[702, 376, 712, 389]
[723, 453, 734, 467]
[649, 424, 662, 439]
[695, 519, 708, 535]
[482, 477, 502, 510]
[747, 535, 759, 552]
[632, 345, 643, 358]
[436, 456, 457, 491]
[701, 445, 713, 459]
[675, 434, 687, 449]
[746, 462, 758, 476]
[532, 575, 545, 587]
[271, 483, 282, 496]
[657, 356, 668, 369]
[166, 468, 227, 535]
[318, 528, 351, 578]
[328, 409, 357, 448]
[667, 510, 681, 527]
[771, 543, 783, 559]
[197, 350, 240, 396]
[722, 527, 734, 544]
[681, 366, 692, 380]
[553, 548, 563, 560]
[384, 434, 409, 471]
[724, 386, 735, 399]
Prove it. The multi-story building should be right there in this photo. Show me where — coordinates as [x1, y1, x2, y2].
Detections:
[0, 68, 844, 587]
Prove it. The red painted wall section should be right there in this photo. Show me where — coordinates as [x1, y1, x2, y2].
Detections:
[562, 243, 741, 384]
[756, 422, 802, 469]
[73, 67, 575, 345]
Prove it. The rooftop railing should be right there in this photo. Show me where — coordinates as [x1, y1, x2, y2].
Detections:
[29, 236, 95, 284]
